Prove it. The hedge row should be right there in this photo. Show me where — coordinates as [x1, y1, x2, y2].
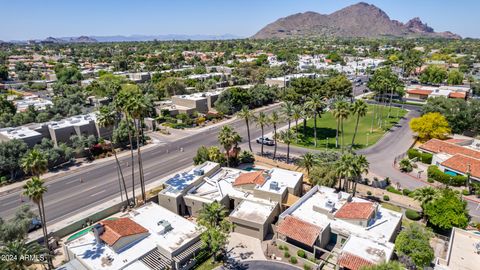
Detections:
[427, 166, 467, 186]
[407, 149, 433, 164]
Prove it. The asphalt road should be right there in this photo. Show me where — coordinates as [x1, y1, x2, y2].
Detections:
[218, 260, 299, 270]
[0, 105, 283, 224]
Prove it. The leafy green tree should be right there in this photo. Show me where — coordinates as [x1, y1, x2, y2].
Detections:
[218, 126, 242, 167]
[399, 158, 413, 172]
[0, 139, 29, 180]
[0, 65, 8, 81]
[351, 100, 368, 146]
[156, 77, 186, 98]
[309, 165, 337, 187]
[395, 223, 434, 268]
[23, 177, 53, 269]
[0, 95, 15, 115]
[410, 112, 451, 142]
[419, 65, 447, 84]
[326, 74, 352, 99]
[424, 188, 468, 230]
[55, 66, 82, 84]
[0, 205, 37, 243]
[447, 70, 464, 85]
[197, 202, 233, 262]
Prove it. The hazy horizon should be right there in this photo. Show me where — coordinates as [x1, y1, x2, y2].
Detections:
[2, 0, 479, 40]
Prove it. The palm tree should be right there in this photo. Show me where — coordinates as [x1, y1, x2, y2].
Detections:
[302, 105, 312, 139]
[352, 155, 369, 196]
[351, 100, 368, 146]
[305, 94, 325, 147]
[296, 152, 318, 176]
[0, 240, 50, 270]
[281, 101, 294, 129]
[237, 106, 254, 152]
[335, 153, 356, 192]
[23, 177, 53, 269]
[292, 105, 303, 143]
[280, 130, 295, 163]
[269, 111, 281, 159]
[254, 112, 269, 156]
[21, 149, 47, 177]
[126, 93, 150, 203]
[218, 126, 242, 167]
[97, 105, 130, 206]
[332, 101, 350, 150]
[412, 187, 439, 208]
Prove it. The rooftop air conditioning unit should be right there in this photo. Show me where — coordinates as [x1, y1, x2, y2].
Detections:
[325, 199, 335, 208]
[193, 169, 204, 176]
[270, 181, 279, 191]
[157, 220, 173, 235]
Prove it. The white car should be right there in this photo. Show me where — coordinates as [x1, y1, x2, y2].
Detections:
[256, 137, 275, 146]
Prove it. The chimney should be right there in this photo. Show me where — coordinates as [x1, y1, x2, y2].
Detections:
[92, 223, 104, 244]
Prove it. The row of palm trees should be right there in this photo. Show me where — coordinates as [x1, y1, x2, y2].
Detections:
[237, 98, 369, 159]
[296, 151, 369, 196]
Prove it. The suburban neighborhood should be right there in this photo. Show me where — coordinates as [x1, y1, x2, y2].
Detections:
[1, 1, 480, 270]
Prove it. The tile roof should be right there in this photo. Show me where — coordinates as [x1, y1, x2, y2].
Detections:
[419, 139, 480, 160]
[449, 92, 466, 99]
[337, 252, 374, 270]
[99, 218, 148, 246]
[233, 170, 265, 186]
[276, 216, 322, 246]
[441, 154, 480, 179]
[444, 138, 469, 144]
[334, 202, 375, 220]
[407, 89, 433, 95]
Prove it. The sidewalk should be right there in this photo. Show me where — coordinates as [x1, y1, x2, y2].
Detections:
[0, 141, 160, 196]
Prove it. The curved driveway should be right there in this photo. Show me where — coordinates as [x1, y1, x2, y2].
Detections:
[217, 260, 300, 270]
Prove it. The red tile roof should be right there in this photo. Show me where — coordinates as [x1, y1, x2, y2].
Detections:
[276, 216, 322, 246]
[99, 218, 148, 246]
[419, 139, 480, 160]
[334, 202, 375, 220]
[337, 252, 374, 270]
[441, 154, 480, 179]
[449, 92, 466, 99]
[444, 138, 469, 144]
[407, 89, 433, 96]
[233, 171, 265, 186]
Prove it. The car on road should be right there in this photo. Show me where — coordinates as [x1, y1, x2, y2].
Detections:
[256, 137, 275, 146]
[28, 217, 42, 232]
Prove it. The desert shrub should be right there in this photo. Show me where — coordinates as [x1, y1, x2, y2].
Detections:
[383, 195, 390, 201]
[297, 250, 306, 258]
[290, 256, 297, 264]
[386, 186, 402, 195]
[462, 189, 470, 196]
[402, 189, 412, 196]
[278, 245, 284, 250]
[284, 251, 290, 258]
[367, 191, 372, 196]
[303, 265, 312, 270]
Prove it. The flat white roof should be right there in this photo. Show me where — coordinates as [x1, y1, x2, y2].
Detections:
[49, 113, 96, 129]
[230, 200, 276, 224]
[162, 162, 219, 196]
[285, 186, 402, 242]
[341, 235, 394, 264]
[256, 168, 302, 195]
[174, 91, 222, 101]
[0, 126, 42, 139]
[66, 203, 202, 270]
[442, 228, 480, 270]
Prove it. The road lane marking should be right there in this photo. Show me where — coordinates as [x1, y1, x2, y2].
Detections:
[89, 190, 107, 197]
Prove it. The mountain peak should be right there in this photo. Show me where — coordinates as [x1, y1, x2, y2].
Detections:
[252, 2, 460, 39]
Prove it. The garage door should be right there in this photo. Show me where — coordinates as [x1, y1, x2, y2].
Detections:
[233, 223, 261, 239]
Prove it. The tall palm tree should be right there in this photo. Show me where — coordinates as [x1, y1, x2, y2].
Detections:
[21, 149, 47, 177]
[97, 105, 130, 205]
[269, 111, 281, 159]
[218, 126, 242, 167]
[335, 153, 356, 192]
[281, 101, 294, 129]
[116, 86, 137, 204]
[296, 152, 318, 176]
[305, 94, 325, 147]
[280, 130, 295, 163]
[352, 155, 369, 196]
[412, 187, 439, 208]
[237, 106, 254, 152]
[254, 112, 269, 156]
[302, 105, 312, 139]
[351, 100, 368, 146]
[23, 177, 53, 269]
[0, 240, 50, 270]
[292, 105, 303, 143]
[126, 92, 150, 203]
[332, 101, 350, 150]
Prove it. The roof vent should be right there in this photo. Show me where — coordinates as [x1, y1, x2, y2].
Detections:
[193, 169, 204, 176]
[325, 199, 335, 209]
[270, 181, 279, 191]
[157, 220, 173, 235]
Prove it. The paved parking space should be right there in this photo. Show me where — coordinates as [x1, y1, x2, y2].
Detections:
[226, 232, 266, 261]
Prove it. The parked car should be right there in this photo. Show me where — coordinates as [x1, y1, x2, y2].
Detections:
[256, 137, 275, 146]
[28, 217, 42, 232]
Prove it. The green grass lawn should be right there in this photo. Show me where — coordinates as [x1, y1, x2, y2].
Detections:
[292, 105, 407, 150]
[381, 202, 402, 212]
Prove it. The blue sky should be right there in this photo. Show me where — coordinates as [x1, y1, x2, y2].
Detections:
[2, 0, 479, 40]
